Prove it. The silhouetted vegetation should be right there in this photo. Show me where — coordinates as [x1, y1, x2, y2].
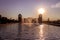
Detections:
[48, 20, 60, 26]
[43, 19, 60, 26]
[0, 14, 18, 24]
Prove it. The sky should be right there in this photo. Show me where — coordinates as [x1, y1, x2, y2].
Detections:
[0, 0, 60, 21]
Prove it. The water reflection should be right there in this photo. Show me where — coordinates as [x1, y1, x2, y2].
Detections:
[39, 24, 45, 40]
[0, 23, 60, 40]
[40, 25, 44, 37]
[16, 23, 22, 40]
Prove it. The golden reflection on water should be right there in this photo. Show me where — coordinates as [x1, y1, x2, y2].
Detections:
[39, 24, 45, 40]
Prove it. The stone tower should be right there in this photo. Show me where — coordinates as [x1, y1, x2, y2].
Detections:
[18, 14, 22, 23]
[38, 14, 42, 24]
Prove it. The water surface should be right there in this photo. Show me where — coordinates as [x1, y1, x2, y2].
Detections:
[0, 23, 60, 40]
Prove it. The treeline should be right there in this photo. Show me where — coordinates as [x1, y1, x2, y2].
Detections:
[48, 20, 60, 24]
[43, 20, 60, 26]
[0, 15, 18, 24]
[48, 20, 60, 26]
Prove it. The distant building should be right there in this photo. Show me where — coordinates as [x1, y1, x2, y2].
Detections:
[38, 14, 42, 24]
[32, 18, 37, 23]
[18, 14, 22, 23]
[24, 18, 27, 23]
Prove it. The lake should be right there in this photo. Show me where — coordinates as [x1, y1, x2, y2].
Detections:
[0, 23, 60, 40]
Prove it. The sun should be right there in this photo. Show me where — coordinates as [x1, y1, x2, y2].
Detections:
[38, 8, 45, 14]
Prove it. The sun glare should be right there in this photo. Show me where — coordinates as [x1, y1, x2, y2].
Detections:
[38, 8, 45, 14]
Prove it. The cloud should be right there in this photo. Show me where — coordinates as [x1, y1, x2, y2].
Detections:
[51, 2, 60, 8]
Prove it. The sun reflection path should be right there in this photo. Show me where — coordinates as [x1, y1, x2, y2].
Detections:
[39, 24, 45, 40]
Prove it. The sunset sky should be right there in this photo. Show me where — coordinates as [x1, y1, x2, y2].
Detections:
[0, 0, 60, 21]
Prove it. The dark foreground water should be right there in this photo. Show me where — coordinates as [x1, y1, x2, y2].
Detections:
[0, 23, 60, 40]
